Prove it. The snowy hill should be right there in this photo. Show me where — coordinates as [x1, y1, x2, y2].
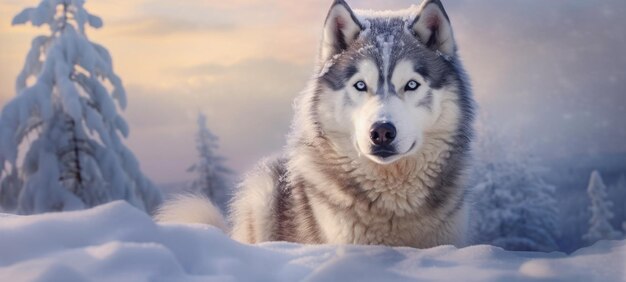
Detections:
[0, 202, 624, 281]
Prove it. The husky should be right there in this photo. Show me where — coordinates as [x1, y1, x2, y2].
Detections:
[157, 0, 475, 248]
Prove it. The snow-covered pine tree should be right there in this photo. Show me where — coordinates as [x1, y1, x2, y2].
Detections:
[471, 125, 559, 252]
[472, 157, 560, 252]
[582, 171, 622, 243]
[0, 0, 162, 214]
[187, 112, 231, 211]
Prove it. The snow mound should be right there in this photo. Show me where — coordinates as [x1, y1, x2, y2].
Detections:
[0, 201, 624, 281]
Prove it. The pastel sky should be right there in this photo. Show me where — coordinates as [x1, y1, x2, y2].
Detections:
[1, 0, 625, 185]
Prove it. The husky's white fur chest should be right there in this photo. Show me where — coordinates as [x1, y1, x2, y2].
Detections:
[281, 128, 468, 247]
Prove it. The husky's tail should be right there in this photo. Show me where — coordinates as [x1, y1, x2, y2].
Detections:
[154, 194, 228, 232]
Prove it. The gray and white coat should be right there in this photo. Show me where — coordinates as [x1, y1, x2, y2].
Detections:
[228, 0, 475, 248]
[158, 0, 475, 249]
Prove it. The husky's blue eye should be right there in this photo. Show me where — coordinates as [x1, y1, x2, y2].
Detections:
[405, 80, 420, 91]
[353, 81, 367, 92]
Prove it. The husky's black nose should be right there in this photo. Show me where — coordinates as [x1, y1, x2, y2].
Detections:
[370, 122, 396, 146]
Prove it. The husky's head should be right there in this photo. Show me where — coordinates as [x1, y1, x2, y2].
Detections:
[308, 0, 473, 165]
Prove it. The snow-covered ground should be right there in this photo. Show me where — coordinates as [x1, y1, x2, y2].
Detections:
[0, 202, 624, 282]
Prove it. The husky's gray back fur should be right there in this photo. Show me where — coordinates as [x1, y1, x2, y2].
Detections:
[162, 0, 476, 248]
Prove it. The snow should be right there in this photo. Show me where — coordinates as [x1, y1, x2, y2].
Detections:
[376, 34, 394, 87]
[317, 54, 341, 78]
[354, 5, 421, 22]
[0, 201, 624, 282]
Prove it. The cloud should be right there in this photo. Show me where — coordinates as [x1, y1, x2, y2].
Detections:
[110, 16, 235, 36]
[122, 58, 310, 183]
[173, 63, 226, 77]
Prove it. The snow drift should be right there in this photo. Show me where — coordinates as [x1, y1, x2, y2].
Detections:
[0, 201, 624, 281]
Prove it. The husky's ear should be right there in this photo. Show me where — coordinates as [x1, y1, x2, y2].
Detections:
[320, 0, 363, 62]
[410, 0, 456, 56]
